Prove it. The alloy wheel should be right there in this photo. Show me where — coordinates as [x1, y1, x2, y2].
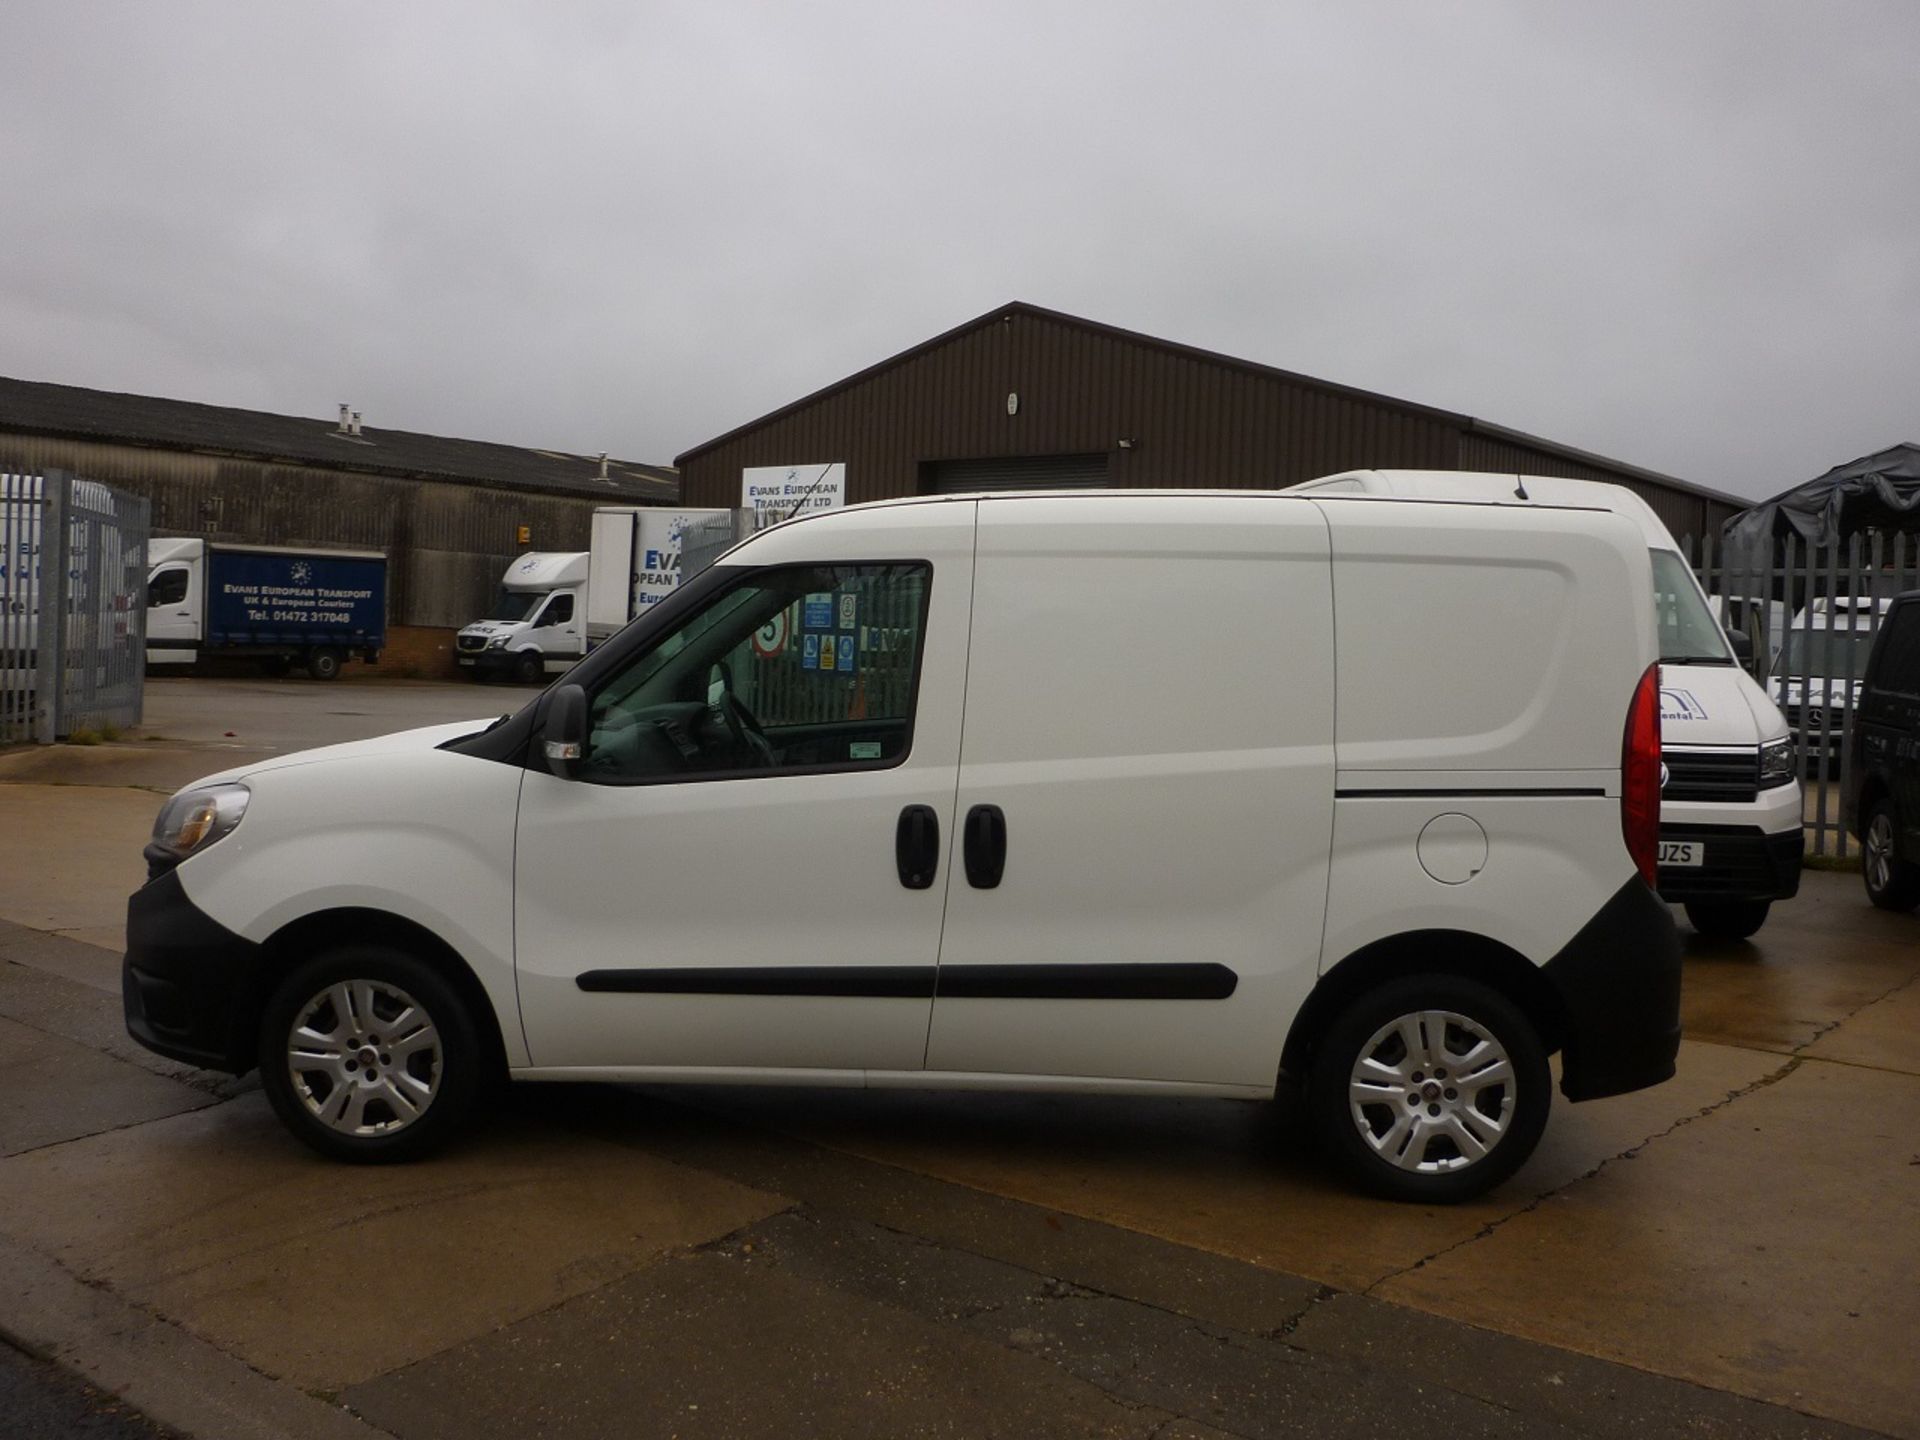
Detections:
[1347, 1009, 1514, 1173]
[286, 979, 442, 1137]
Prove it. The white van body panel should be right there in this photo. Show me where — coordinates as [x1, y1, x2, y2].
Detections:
[512, 499, 979, 1071]
[174, 737, 530, 1066]
[1292, 471, 1800, 921]
[923, 494, 1336, 1088]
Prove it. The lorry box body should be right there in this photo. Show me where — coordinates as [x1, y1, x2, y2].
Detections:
[146, 539, 385, 681]
[455, 551, 589, 683]
[1289, 470, 1802, 941]
[123, 490, 1680, 1202]
[586, 507, 732, 646]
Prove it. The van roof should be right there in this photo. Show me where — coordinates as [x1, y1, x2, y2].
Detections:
[1296, 470, 1674, 549]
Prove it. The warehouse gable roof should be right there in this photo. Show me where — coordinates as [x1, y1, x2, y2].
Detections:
[0, 375, 677, 501]
[675, 300, 1741, 507]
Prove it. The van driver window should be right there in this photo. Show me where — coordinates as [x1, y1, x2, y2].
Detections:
[148, 568, 189, 607]
[540, 593, 574, 626]
[578, 563, 930, 783]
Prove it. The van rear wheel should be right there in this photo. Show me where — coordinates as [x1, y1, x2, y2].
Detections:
[258, 946, 482, 1163]
[1682, 899, 1770, 940]
[1309, 974, 1549, 1203]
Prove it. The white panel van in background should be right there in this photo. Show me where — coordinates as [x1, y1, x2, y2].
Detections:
[1289, 471, 1803, 940]
[124, 492, 1679, 1203]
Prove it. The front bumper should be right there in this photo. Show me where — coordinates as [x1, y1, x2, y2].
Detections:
[1541, 876, 1682, 1102]
[122, 868, 262, 1074]
[1655, 824, 1804, 903]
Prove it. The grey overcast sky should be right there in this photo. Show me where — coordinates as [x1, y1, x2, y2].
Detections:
[1, 3, 1914, 498]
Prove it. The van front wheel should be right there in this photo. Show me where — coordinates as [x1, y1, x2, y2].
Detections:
[258, 946, 482, 1163]
[1309, 975, 1549, 1203]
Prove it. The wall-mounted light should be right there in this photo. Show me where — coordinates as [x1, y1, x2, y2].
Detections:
[1117, 437, 1137, 450]
[1006, 392, 1020, 416]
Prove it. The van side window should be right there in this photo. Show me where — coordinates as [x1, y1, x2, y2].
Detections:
[1874, 603, 1920, 697]
[540, 593, 574, 626]
[579, 562, 930, 783]
[148, 568, 189, 608]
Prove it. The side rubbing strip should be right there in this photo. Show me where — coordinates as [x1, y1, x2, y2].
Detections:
[937, 963, 1238, 1001]
[575, 963, 1239, 1000]
[576, 967, 936, 997]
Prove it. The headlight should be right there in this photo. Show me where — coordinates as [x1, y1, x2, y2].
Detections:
[149, 784, 250, 864]
[1759, 738, 1795, 786]
[486, 636, 510, 650]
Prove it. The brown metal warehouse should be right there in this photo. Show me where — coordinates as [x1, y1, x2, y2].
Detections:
[677, 301, 1742, 538]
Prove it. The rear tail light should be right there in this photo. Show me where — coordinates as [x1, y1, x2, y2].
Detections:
[1621, 662, 1662, 887]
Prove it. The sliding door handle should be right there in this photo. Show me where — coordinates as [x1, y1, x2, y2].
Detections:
[895, 805, 939, 889]
[963, 804, 1006, 889]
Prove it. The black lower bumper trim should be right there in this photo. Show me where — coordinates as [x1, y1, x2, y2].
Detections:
[1542, 876, 1682, 1102]
[122, 868, 262, 1073]
[1656, 824, 1803, 902]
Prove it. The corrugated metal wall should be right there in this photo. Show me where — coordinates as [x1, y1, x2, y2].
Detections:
[0, 434, 623, 628]
[681, 310, 1463, 506]
[680, 309, 1740, 538]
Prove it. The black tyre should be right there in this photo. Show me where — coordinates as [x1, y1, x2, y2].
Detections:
[511, 650, 544, 685]
[1308, 973, 1550, 1204]
[1862, 799, 1920, 912]
[306, 646, 344, 681]
[257, 945, 484, 1162]
[1682, 899, 1770, 940]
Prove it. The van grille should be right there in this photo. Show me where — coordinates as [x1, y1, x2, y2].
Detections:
[1662, 749, 1759, 803]
[457, 635, 488, 654]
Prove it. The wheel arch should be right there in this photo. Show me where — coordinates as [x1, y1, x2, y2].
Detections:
[1280, 930, 1570, 1088]
[247, 907, 510, 1083]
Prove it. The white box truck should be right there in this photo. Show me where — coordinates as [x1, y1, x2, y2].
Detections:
[585, 508, 731, 648]
[454, 552, 589, 684]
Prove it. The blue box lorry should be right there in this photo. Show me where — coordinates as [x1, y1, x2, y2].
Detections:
[145, 540, 386, 680]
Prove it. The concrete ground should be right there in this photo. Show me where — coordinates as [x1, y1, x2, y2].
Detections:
[1, 676, 1915, 1438]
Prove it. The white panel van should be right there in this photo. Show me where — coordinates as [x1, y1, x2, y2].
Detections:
[1289, 471, 1803, 940]
[124, 492, 1680, 1203]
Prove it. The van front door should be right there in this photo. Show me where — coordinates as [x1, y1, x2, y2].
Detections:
[513, 506, 974, 1072]
[924, 495, 1336, 1089]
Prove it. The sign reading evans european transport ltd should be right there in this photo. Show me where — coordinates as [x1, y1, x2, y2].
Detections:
[741, 464, 845, 523]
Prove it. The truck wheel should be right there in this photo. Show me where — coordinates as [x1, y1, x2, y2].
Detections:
[1682, 900, 1770, 940]
[257, 946, 484, 1163]
[512, 650, 544, 685]
[1863, 800, 1920, 911]
[306, 647, 344, 681]
[1309, 974, 1549, 1203]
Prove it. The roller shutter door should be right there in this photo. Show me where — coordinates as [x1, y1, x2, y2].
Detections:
[921, 453, 1110, 494]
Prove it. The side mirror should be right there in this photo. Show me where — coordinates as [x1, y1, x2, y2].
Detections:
[541, 683, 588, 778]
[1725, 627, 1754, 663]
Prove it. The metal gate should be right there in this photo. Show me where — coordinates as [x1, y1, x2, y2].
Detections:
[1683, 530, 1920, 858]
[679, 508, 766, 582]
[0, 468, 150, 744]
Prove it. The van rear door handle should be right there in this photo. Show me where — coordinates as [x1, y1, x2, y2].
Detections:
[895, 805, 939, 890]
[963, 804, 1006, 889]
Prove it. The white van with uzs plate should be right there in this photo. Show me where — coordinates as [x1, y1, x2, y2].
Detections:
[1289, 471, 1803, 941]
[125, 491, 1679, 1203]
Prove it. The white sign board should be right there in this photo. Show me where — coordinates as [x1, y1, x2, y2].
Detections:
[742, 464, 846, 523]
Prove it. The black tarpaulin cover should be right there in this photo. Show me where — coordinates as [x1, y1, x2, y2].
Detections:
[1722, 442, 1920, 564]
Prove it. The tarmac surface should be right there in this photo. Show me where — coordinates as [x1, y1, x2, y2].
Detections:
[0, 676, 1915, 1438]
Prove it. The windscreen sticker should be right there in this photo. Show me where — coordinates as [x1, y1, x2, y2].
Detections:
[1660, 687, 1709, 722]
[849, 741, 882, 760]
